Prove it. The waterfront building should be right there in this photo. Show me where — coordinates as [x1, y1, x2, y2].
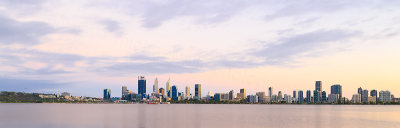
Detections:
[331, 84, 342, 100]
[229, 90, 235, 101]
[221, 93, 229, 101]
[61, 92, 71, 98]
[358, 87, 363, 95]
[185, 86, 191, 98]
[159, 88, 165, 96]
[293, 90, 296, 99]
[237, 88, 246, 99]
[306, 90, 311, 103]
[138, 76, 146, 96]
[166, 78, 171, 98]
[153, 78, 158, 94]
[195, 84, 201, 100]
[278, 91, 282, 102]
[256, 92, 266, 103]
[271, 94, 278, 102]
[379, 90, 391, 103]
[172, 86, 178, 101]
[298, 90, 304, 104]
[247, 95, 258, 104]
[370, 90, 378, 103]
[315, 81, 322, 92]
[362, 90, 369, 103]
[313, 90, 320, 103]
[351, 94, 361, 103]
[240, 88, 247, 97]
[207, 91, 214, 100]
[214, 93, 221, 101]
[321, 91, 327, 102]
[103, 89, 111, 100]
[284, 94, 292, 103]
[368, 96, 377, 104]
[328, 94, 340, 103]
[268, 87, 273, 101]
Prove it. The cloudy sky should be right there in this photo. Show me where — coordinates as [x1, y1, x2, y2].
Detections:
[0, 0, 400, 98]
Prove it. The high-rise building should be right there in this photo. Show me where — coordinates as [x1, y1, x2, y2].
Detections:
[229, 90, 235, 101]
[321, 91, 327, 102]
[298, 90, 304, 104]
[315, 81, 322, 92]
[195, 84, 201, 100]
[268, 87, 273, 99]
[214, 93, 221, 101]
[153, 78, 158, 94]
[351, 94, 361, 103]
[159, 88, 165, 96]
[172, 86, 178, 101]
[331, 84, 342, 100]
[247, 95, 258, 103]
[358, 87, 363, 95]
[362, 90, 369, 103]
[138, 76, 146, 96]
[277, 91, 282, 102]
[293, 91, 297, 98]
[379, 90, 391, 103]
[240, 88, 247, 97]
[256, 92, 266, 103]
[185, 86, 191, 98]
[370, 89, 378, 103]
[122, 86, 129, 100]
[166, 78, 171, 98]
[306, 90, 311, 103]
[313, 90, 320, 103]
[103, 89, 111, 100]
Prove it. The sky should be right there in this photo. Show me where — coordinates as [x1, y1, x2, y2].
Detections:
[0, 0, 400, 98]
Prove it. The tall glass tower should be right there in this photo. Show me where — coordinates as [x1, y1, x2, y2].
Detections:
[138, 76, 146, 96]
[195, 84, 201, 100]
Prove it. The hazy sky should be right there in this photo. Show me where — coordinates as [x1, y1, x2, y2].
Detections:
[0, 0, 400, 98]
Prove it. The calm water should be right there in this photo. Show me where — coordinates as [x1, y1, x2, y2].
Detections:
[0, 104, 399, 128]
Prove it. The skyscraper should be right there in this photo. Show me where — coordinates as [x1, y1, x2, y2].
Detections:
[293, 90, 297, 99]
[240, 88, 247, 97]
[298, 90, 304, 104]
[185, 86, 191, 98]
[153, 78, 158, 94]
[122, 86, 129, 100]
[362, 90, 369, 103]
[103, 89, 111, 100]
[370, 89, 378, 103]
[159, 88, 165, 96]
[358, 87, 363, 95]
[172, 85, 178, 101]
[331, 84, 342, 100]
[306, 90, 311, 103]
[195, 84, 201, 100]
[322, 91, 327, 102]
[313, 90, 320, 103]
[166, 78, 171, 98]
[138, 76, 146, 97]
[229, 90, 235, 101]
[315, 81, 322, 92]
[379, 90, 391, 103]
[278, 91, 282, 102]
[268, 87, 273, 99]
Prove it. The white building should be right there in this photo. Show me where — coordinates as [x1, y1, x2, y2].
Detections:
[351, 94, 361, 103]
[379, 90, 391, 103]
[153, 78, 159, 94]
[247, 95, 258, 103]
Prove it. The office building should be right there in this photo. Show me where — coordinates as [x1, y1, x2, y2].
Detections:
[214, 93, 221, 101]
[284, 94, 292, 103]
[172, 86, 178, 101]
[351, 94, 361, 103]
[358, 87, 363, 95]
[331, 84, 342, 100]
[103, 89, 111, 100]
[122, 86, 129, 100]
[229, 90, 235, 101]
[185, 86, 191, 98]
[368, 96, 377, 104]
[306, 90, 311, 103]
[298, 90, 304, 104]
[153, 78, 158, 94]
[247, 95, 258, 104]
[256, 92, 266, 103]
[362, 90, 369, 103]
[313, 90, 320, 103]
[293, 90, 297, 99]
[166, 78, 171, 98]
[328, 94, 340, 103]
[278, 91, 282, 102]
[138, 76, 146, 96]
[195, 84, 201, 100]
[315, 81, 322, 92]
[370, 89, 378, 103]
[379, 90, 391, 103]
[159, 88, 165, 96]
[321, 91, 327, 102]
[268, 87, 273, 99]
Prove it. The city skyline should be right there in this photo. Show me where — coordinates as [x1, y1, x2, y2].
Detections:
[0, 1, 400, 98]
